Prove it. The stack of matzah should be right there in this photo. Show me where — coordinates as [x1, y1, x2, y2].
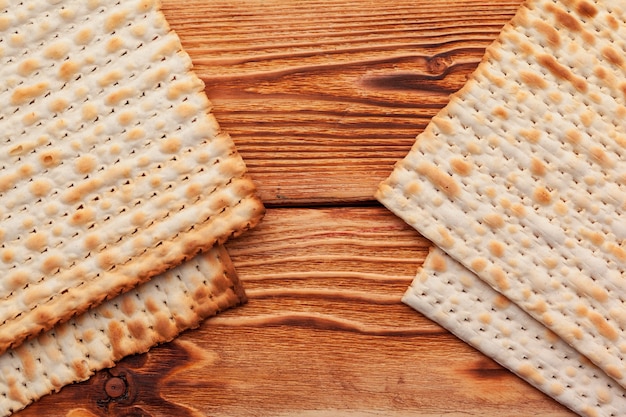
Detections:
[377, 0, 626, 416]
[0, 0, 264, 414]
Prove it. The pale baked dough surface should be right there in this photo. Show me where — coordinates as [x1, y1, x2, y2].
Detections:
[0, 246, 244, 417]
[405, 247, 625, 417]
[378, 0, 626, 388]
[0, 0, 263, 352]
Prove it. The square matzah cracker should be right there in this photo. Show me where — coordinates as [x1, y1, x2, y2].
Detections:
[0, 245, 243, 417]
[377, 0, 626, 387]
[0, 0, 263, 352]
[405, 247, 626, 417]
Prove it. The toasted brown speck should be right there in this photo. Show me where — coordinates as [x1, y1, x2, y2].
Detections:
[602, 46, 624, 67]
[490, 266, 509, 291]
[128, 319, 147, 340]
[606, 365, 623, 380]
[58, 61, 80, 81]
[483, 213, 504, 229]
[160, 137, 181, 154]
[530, 157, 546, 176]
[74, 27, 94, 45]
[575, 0, 597, 18]
[136, 0, 157, 12]
[17, 58, 40, 77]
[125, 127, 145, 141]
[590, 285, 609, 303]
[437, 227, 455, 248]
[492, 106, 508, 119]
[517, 363, 545, 385]
[22, 112, 39, 126]
[84, 234, 101, 251]
[29, 179, 52, 197]
[534, 20, 560, 47]
[186, 182, 203, 199]
[606, 15, 619, 30]
[429, 253, 447, 272]
[538, 54, 587, 92]
[25, 232, 47, 252]
[107, 321, 125, 360]
[11, 82, 48, 106]
[588, 311, 618, 341]
[8, 271, 29, 291]
[131, 211, 146, 226]
[416, 162, 461, 198]
[403, 182, 421, 195]
[117, 111, 135, 126]
[175, 103, 197, 120]
[594, 66, 607, 80]
[433, 117, 455, 135]
[547, 4, 582, 32]
[167, 78, 203, 100]
[519, 128, 541, 143]
[48, 98, 69, 114]
[105, 87, 135, 106]
[81, 103, 98, 121]
[154, 312, 177, 340]
[555, 201, 568, 216]
[121, 296, 136, 316]
[488, 240, 505, 257]
[39, 150, 62, 168]
[511, 203, 527, 217]
[564, 128, 581, 144]
[106, 36, 125, 53]
[10, 33, 24, 47]
[471, 257, 488, 272]
[41, 255, 63, 273]
[18, 164, 34, 179]
[449, 158, 472, 176]
[1, 249, 14, 263]
[75, 155, 97, 175]
[493, 294, 510, 310]
[589, 146, 612, 167]
[70, 207, 96, 226]
[154, 38, 181, 59]
[607, 243, 626, 262]
[97, 251, 117, 270]
[0, 16, 10, 31]
[533, 186, 552, 205]
[98, 70, 123, 87]
[44, 41, 70, 60]
[104, 10, 128, 33]
[520, 70, 548, 89]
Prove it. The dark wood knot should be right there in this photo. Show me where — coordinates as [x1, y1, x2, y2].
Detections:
[426, 55, 452, 75]
[105, 376, 127, 399]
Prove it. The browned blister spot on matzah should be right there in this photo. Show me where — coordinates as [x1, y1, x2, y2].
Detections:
[377, 0, 626, 395]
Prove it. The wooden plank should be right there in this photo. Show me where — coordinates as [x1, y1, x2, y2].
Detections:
[161, 0, 523, 205]
[17, 208, 574, 416]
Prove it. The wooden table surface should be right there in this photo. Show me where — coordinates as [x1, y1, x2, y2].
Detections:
[18, 1, 577, 416]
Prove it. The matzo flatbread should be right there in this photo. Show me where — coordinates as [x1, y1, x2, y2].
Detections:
[377, 0, 626, 387]
[0, 0, 263, 352]
[0, 245, 243, 417]
[405, 247, 626, 417]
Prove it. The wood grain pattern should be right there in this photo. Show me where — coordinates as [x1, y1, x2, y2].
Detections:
[13, 1, 579, 416]
[18, 208, 573, 416]
[162, 0, 523, 205]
